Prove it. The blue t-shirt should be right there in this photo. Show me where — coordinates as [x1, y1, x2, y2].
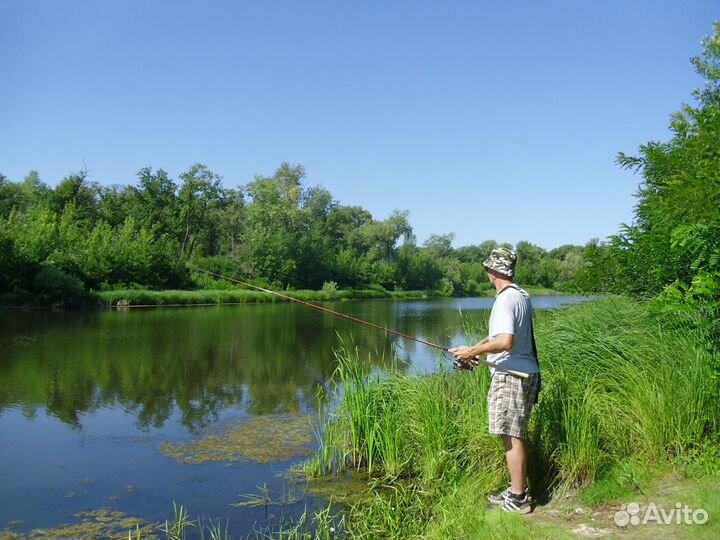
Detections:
[487, 284, 540, 375]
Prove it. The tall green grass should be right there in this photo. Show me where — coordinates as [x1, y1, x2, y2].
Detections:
[532, 298, 719, 490]
[301, 340, 505, 487]
[297, 296, 719, 538]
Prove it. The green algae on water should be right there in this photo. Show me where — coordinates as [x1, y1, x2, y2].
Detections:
[0, 509, 156, 540]
[160, 414, 316, 464]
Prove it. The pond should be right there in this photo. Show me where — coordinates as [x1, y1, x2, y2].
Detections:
[0, 295, 587, 537]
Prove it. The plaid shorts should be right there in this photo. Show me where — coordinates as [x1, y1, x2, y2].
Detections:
[487, 372, 540, 439]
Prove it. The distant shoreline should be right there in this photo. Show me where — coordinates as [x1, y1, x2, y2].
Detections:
[0, 286, 567, 308]
[96, 286, 563, 307]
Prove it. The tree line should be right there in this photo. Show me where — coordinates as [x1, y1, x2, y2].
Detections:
[0, 162, 585, 304]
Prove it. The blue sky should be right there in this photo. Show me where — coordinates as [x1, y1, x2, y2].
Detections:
[1, 1, 717, 249]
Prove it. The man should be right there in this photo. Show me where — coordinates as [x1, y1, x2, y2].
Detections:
[449, 247, 541, 514]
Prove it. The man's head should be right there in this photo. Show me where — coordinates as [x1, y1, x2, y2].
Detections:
[483, 247, 517, 281]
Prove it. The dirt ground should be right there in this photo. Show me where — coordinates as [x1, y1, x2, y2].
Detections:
[526, 473, 719, 539]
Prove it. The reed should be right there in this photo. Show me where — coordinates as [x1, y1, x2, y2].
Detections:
[163, 502, 194, 540]
[126, 502, 237, 540]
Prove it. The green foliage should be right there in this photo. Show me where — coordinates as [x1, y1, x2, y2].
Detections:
[691, 22, 720, 106]
[188, 256, 249, 289]
[135, 167, 180, 236]
[396, 243, 444, 290]
[243, 163, 307, 286]
[50, 170, 101, 224]
[577, 23, 720, 348]
[178, 163, 225, 258]
[0, 226, 38, 303]
[651, 270, 720, 352]
[32, 264, 89, 306]
[321, 280, 339, 293]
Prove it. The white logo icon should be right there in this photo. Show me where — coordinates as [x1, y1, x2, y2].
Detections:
[614, 503, 641, 526]
[614, 502, 708, 527]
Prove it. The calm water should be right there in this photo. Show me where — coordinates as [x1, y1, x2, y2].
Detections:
[0, 295, 587, 535]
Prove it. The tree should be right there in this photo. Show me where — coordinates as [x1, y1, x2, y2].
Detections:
[135, 167, 179, 240]
[514, 241, 547, 286]
[50, 169, 100, 224]
[244, 163, 306, 285]
[358, 210, 412, 262]
[582, 23, 720, 346]
[0, 222, 37, 298]
[295, 185, 339, 287]
[217, 187, 245, 257]
[456, 241, 496, 263]
[178, 164, 223, 258]
[396, 241, 444, 290]
[424, 233, 455, 258]
[20, 170, 50, 207]
[554, 246, 585, 288]
[0, 174, 23, 217]
[98, 184, 135, 228]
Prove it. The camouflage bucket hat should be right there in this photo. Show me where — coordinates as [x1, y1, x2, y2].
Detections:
[483, 247, 517, 278]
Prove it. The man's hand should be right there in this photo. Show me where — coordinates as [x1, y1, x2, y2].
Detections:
[449, 346, 481, 367]
[454, 335, 513, 357]
[450, 334, 513, 368]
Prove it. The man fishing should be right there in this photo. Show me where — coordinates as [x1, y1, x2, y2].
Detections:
[450, 247, 541, 514]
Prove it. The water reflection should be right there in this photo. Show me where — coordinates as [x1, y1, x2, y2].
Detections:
[0, 296, 588, 431]
[0, 301, 438, 431]
[0, 296, 587, 533]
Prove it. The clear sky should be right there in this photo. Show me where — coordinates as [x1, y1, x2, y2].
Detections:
[1, 1, 717, 249]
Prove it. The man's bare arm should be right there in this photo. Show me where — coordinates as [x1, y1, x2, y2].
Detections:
[449, 334, 514, 363]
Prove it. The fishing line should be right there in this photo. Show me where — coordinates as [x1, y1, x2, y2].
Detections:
[192, 267, 528, 378]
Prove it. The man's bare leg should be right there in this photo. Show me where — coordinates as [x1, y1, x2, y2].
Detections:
[502, 434, 527, 495]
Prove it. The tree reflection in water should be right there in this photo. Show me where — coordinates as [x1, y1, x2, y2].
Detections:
[0, 299, 465, 431]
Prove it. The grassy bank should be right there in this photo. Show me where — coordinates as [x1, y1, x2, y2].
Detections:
[97, 287, 439, 306]
[290, 296, 719, 538]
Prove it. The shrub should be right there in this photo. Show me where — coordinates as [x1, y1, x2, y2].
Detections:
[32, 264, 89, 306]
[321, 280, 339, 293]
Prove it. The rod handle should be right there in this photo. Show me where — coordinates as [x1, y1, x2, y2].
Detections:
[476, 357, 530, 379]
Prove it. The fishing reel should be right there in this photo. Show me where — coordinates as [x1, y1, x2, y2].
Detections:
[452, 357, 480, 371]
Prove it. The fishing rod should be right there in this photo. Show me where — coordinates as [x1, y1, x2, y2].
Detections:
[193, 267, 529, 379]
